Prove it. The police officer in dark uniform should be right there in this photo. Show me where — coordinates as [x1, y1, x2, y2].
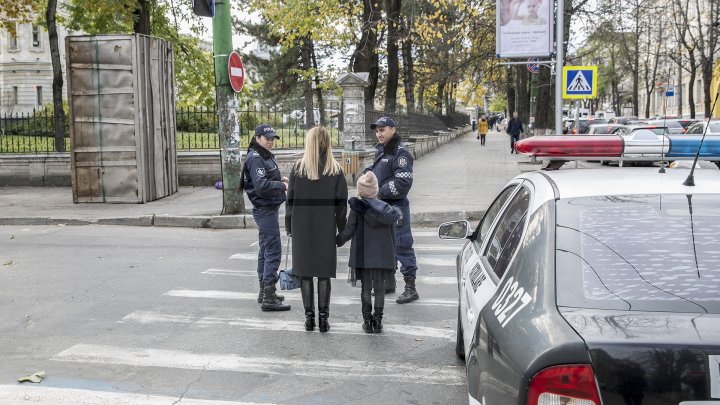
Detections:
[365, 117, 419, 304]
[242, 124, 290, 311]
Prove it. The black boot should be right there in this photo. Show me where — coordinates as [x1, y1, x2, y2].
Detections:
[261, 285, 291, 311]
[373, 309, 383, 333]
[317, 278, 331, 332]
[396, 276, 419, 304]
[301, 278, 315, 331]
[361, 282, 373, 333]
[258, 280, 283, 304]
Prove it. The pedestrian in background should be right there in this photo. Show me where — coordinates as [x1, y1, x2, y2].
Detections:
[285, 126, 348, 333]
[365, 117, 419, 304]
[506, 111, 524, 154]
[337, 171, 402, 333]
[478, 115, 489, 146]
[242, 124, 290, 312]
[472, 120, 478, 138]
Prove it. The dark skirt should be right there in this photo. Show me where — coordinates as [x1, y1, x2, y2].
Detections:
[348, 267, 394, 288]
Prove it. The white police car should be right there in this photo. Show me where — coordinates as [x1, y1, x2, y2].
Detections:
[440, 134, 720, 405]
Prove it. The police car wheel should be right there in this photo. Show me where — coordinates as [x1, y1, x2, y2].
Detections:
[455, 306, 465, 361]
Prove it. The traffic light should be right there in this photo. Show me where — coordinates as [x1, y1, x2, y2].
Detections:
[193, 0, 214, 17]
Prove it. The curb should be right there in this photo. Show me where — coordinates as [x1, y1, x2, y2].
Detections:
[0, 210, 486, 230]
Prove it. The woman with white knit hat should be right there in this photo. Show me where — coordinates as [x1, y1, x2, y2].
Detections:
[336, 171, 402, 333]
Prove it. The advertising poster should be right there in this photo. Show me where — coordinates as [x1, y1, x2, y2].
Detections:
[496, 0, 553, 58]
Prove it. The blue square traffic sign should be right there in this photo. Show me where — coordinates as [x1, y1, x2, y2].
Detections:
[562, 66, 597, 99]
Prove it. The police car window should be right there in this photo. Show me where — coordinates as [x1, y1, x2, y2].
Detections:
[473, 185, 518, 247]
[556, 195, 720, 314]
[483, 187, 531, 279]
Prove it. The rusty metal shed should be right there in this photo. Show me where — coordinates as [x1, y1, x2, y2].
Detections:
[66, 34, 177, 203]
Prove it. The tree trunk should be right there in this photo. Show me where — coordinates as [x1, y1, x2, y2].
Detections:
[701, 58, 714, 117]
[133, 0, 151, 35]
[436, 79, 446, 114]
[384, 0, 401, 113]
[688, 58, 697, 118]
[311, 43, 325, 126]
[352, 0, 382, 109]
[46, 0, 65, 152]
[301, 38, 314, 128]
[401, 15, 414, 114]
[417, 85, 424, 113]
[516, 66, 530, 130]
[534, 66, 553, 132]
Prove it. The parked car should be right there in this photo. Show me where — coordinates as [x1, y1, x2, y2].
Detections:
[608, 116, 639, 125]
[440, 148, 720, 405]
[684, 120, 720, 135]
[672, 118, 701, 132]
[584, 123, 624, 134]
[641, 119, 684, 134]
[568, 118, 608, 134]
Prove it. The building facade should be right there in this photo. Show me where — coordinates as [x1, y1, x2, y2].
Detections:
[1, 21, 72, 115]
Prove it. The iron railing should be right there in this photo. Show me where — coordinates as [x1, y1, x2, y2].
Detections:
[1, 104, 467, 154]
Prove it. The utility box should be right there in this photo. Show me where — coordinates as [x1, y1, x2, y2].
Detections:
[66, 34, 177, 203]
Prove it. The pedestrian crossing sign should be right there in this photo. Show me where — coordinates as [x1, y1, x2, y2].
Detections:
[562, 66, 598, 99]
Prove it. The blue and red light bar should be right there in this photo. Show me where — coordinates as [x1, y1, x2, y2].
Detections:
[515, 135, 720, 159]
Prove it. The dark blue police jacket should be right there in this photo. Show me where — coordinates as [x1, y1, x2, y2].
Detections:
[242, 145, 287, 209]
[365, 134, 413, 205]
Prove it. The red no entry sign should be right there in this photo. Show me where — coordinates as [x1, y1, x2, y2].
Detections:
[228, 51, 245, 93]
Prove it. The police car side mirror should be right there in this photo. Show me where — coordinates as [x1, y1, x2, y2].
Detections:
[438, 220, 471, 240]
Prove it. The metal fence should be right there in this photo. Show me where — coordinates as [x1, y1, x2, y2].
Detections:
[365, 109, 469, 138]
[1, 104, 468, 154]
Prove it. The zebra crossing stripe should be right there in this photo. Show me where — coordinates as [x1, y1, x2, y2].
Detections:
[201, 269, 456, 285]
[229, 253, 455, 267]
[163, 289, 457, 307]
[121, 310, 456, 340]
[52, 344, 466, 386]
[0, 384, 270, 404]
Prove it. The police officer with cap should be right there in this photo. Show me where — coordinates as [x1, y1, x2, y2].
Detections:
[242, 124, 290, 311]
[365, 117, 419, 304]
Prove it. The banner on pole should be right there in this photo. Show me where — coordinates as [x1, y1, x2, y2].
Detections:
[496, 0, 553, 58]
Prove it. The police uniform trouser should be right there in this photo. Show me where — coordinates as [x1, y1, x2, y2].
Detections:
[394, 199, 417, 278]
[253, 207, 281, 286]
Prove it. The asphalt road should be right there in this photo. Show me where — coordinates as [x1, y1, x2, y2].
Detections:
[0, 225, 467, 404]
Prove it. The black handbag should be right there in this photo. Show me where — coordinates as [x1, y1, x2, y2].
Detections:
[279, 236, 301, 290]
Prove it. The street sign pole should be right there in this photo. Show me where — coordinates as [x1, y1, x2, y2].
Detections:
[212, 0, 244, 214]
[555, 0, 564, 134]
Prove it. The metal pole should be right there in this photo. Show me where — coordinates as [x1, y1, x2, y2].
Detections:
[213, 0, 244, 214]
[554, 0, 564, 134]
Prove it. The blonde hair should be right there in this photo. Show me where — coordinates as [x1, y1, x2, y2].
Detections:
[296, 126, 342, 180]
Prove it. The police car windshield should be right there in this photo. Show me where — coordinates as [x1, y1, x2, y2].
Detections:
[555, 195, 720, 314]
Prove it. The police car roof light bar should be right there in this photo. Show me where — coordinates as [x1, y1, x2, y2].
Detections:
[684, 92, 720, 186]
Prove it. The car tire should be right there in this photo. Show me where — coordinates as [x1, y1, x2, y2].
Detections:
[456, 306, 465, 361]
[601, 160, 609, 166]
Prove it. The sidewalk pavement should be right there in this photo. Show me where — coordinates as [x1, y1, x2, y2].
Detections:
[0, 129, 533, 229]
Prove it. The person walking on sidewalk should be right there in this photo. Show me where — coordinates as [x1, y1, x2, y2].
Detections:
[506, 111, 524, 153]
[478, 115, 489, 146]
[365, 117, 419, 304]
[242, 124, 290, 312]
[336, 171, 402, 333]
[285, 126, 348, 333]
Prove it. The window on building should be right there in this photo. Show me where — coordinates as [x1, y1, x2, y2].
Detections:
[32, 25, 41, 47]
[12, 87, 18, 105]
[9, 26, 18, 50]
[36, 86, 43, 106]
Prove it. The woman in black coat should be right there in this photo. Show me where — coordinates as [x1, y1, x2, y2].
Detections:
[285, 126, 348, 333]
